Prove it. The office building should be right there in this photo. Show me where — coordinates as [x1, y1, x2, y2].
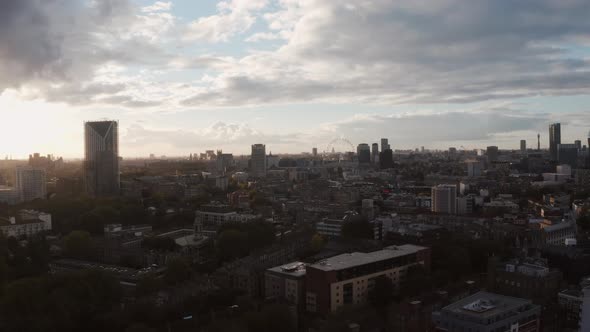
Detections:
[84, 120, 120, 197]
[357, 143, 371, 164]
[549, 123, 561, 161]
[431, 184, 457, 215]
[381, 138, 390, 152]
[305, 244, 430, 314]
[575, 140, 582, 151]
[520, 139, 526, 152]
[467, 161, 482, 177]
[558, 143, 579, 168]
[371, 143, 379, 163]
[250, 144, 267, 177]
[15, 166, 46, 202]
[379, 149, 393, 169]
[432, 291, 540, 332]
[312, 147, 318, 157]
[486, 146, 499, 163]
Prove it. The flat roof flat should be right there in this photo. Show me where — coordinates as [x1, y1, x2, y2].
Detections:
[442, 291, 534, 319]
[267, 261, 307, 278]
[308, 244, 427, 272]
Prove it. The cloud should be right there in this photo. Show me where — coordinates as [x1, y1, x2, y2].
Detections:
[184, 0, 268, 42]
[123, 121, 303, 154]
[181, 0, 590, 106]
[0, 0, 176, 107]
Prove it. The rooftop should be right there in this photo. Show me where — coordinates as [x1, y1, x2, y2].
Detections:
[442, 291, 534, 319]
[308, 244, 427, 271]
[267, 261, 307, 278]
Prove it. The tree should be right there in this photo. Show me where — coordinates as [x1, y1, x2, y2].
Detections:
[164, 257, 192, 285]
[135, 275, 165, 297]
[341, 218, 373, 239]
[62, 230, 94, 259]
[217, 229, 249, 261]
[310, 234, 325, 253]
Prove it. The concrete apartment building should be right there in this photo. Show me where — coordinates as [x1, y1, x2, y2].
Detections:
[15, 166, 47, 202]
[431, 184, 457, 215]
[432, 291, 541, 332]
[265, 261, 307, 310]
[0, 210, 52, 238]
[305, 244, 430, 315]
[250, 144, 267, 178]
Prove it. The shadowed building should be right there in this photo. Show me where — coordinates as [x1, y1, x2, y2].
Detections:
[84, 121, 120, 197]
[549, 123, 561, 161]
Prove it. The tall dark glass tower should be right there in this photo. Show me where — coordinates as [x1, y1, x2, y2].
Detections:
[84, 121, 120, 197]
[549, 123, 561, 161]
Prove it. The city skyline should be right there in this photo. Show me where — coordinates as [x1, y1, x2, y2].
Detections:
[2, 0, 590, 158]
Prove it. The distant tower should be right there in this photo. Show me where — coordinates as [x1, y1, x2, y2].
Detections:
[84, 120, 120, 197]
[250, 144, 267, 177]
[520, 140, 526, 152]
[371, 143, 379, 163]
[537, 133, 540, 151]
[312, 147, 318, 157]
[549, 123, 561, 160]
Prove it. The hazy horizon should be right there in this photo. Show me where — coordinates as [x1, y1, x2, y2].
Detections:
[2, 0, 590, 158]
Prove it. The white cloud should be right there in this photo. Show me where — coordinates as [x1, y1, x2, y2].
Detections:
[142, 1, 172, 13]
[184, 0, 268, 42]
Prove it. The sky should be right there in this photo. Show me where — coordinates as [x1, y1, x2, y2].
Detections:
[1, 0, 590, 158]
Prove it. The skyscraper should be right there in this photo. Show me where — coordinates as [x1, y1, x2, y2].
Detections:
[575, 140, 582, 151]
[250, 144, 267, 177]
[312, 147, 318, 157]
[371, 143, 379, 163]
[486, 146, 499, 163]
[379, 149, 393, 169]
[557, 144, 578, 168]
[431, 184, 457, 215]
[84, 120, 120, 197]
[15, 166, 46, 202]
[549, 123, 561, 161]
[357, 143, 371, 164]
[381, 138, 390, 152]
[520, 140, 526, 152]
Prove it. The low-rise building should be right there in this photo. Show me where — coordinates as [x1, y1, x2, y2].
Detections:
[305, 244, 430, 314]
[195, 203, 259, 226]
[0, 210, 52, 238]
[487, 256, 562, 306]
[432, 291, 541, 332]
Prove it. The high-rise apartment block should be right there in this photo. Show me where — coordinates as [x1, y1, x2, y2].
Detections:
[549, 123, 561, 161]
[520, 139, 526, 152]
[357, 143, 371, 164]
[250, 144, 267, 178]
[371, 143, 379, 163]
[381, 138, 390, 152]
[558, 143, 579, 168]
[84, 121, 120, 197]
[486, 146, 499, 163]
[431, 184, 457, 214]
[15, 166, 46, 202]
